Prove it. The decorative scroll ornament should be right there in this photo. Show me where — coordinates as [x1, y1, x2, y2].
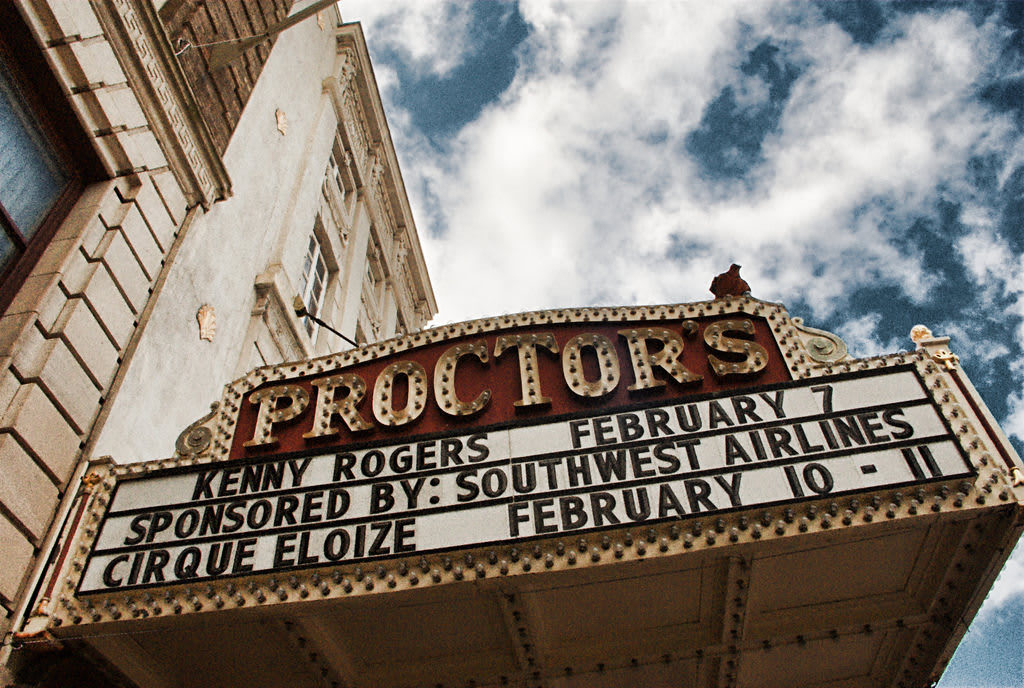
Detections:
[337, 47, 358, 88]
[276, 109, 288, 135]
[197, 304, 216, 341]
[175, 402, 220, 457]
[791, 317, 849, 363]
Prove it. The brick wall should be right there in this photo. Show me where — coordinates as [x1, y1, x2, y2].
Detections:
[160, 0, 295, 153]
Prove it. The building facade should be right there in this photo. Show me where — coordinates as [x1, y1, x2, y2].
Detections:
[0, 0, 435, 676]
[2, 2, 1023, 688]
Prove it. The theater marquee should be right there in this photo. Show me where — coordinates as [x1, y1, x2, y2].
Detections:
[38, 293, 1022, 667]
[81, 367, 970, 592]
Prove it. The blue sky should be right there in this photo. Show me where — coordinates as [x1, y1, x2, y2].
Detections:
[340, 1, 1023, 684]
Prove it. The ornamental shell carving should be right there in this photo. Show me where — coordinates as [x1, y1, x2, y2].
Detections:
[197, 304, 216, 341]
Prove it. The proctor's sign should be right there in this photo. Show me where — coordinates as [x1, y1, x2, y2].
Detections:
[80, 365, 970, 592]
[231, 315, 790, 458]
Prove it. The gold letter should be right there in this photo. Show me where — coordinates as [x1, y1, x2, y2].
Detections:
[245, 385, 310, 447]
[704, 319, 769, 378]
[494, 333, 559, 407]
[434, 340, 491, 416]
[562, 333, 620, 397]
[373, 361, 428, 426]
[303, 374, 373, 438]
[618, 328, 703, 391]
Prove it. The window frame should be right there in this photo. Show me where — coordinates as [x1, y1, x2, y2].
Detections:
[0, 5, 102, 314]
[298, 229, 330, 341]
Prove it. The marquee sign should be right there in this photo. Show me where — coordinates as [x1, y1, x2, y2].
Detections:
[80, 362, 971, 592]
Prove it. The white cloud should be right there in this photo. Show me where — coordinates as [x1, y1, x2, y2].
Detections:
[835, 312, 905, 358]
[341, 0, 475, 77]
[974, 542, 1024, 623]
[957, 223, 1024, 348]
[341, 3, 1021, 357]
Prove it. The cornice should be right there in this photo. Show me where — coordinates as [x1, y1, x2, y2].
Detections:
[93, 0, 232, 208]
[333, 23, 437, 318]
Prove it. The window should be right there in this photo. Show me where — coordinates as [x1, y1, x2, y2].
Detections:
[0, 5, 100, 313]
[0, 65, 70, 272]
[298, 231, 328, 339]
[327, 140, 346, 203]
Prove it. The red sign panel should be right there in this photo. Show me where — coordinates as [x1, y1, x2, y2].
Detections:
[230, 315, 790, 460]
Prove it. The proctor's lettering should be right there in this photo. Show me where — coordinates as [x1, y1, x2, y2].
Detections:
[232, 317, 786, 457]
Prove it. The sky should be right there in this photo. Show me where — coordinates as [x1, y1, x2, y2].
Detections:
[337, 1, 1023, 685]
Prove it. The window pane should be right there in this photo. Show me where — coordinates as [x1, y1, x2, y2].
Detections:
[0, 230, 15, 274]
[298, 254, 312, 296]
[0, 66, 67, 238]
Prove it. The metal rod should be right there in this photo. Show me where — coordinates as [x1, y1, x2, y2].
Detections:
[307, 312, 359, 349]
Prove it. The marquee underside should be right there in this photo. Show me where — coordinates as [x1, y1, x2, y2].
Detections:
[60, 504, 1019, 688]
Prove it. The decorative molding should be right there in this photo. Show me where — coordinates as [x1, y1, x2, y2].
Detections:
[253, 265, 313, 360]
[94, 0, 232, 208]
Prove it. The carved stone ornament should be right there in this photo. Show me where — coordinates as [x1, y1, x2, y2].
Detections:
[910, 324, 934, 343]
[175, 402, 220, 457]
[791, 317, 849, 364]
[197, 304, 216, 341]
[276, 109, 288, 135]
